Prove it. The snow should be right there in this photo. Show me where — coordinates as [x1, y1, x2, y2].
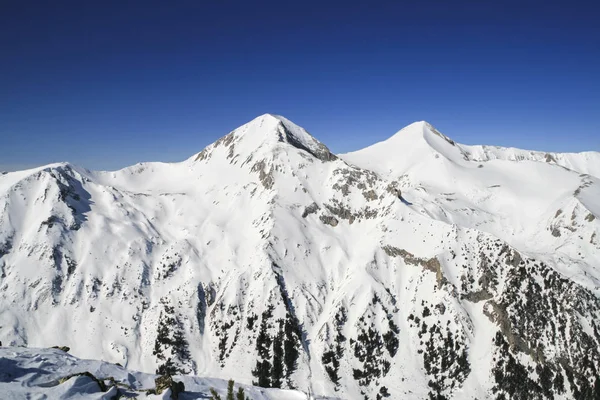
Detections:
[341, 121, 599, 260]
[0, 115, 598, 399]
[0, 347, 314, 399]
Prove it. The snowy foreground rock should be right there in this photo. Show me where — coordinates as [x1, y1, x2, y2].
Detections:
[0, 347, 316, 399]
[0, 114, 599, 399]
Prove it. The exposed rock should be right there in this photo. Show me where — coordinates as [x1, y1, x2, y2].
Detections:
[435, 303, 446, 315]
[325, 201, 356, 224]
[0, 236, 13, 258]
[51, 346, 70, 352]
[382, 246, 444, 284]
[154, 374, 185, 399]
[463, 289, 493, 302]
[362, 190, 377, 201]
[332, 167, 378, 197]
[320, 215, 339, 227]
[483, 300, 545, 363]
[504, 247, 522, 267]
[210, 131, 238, 161]
[429, 123, 456, 146]
[277, 122, 337, 162]
[58, 371, 107, 391]
[194, 148, 210, 162]
[302, 202, 319, 218]
[251, 160, 275, 189]
[385, 181, 399, 194]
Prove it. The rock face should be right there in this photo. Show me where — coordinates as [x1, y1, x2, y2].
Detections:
[154, 374, 185, 399]
[0, 347, 301, 399]
[0, 114, 599, 399]
[58, 371, 107, 391]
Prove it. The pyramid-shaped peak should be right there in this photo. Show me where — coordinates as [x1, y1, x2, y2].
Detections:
[387, 120, 455, 145]
[403, 120, 429, 128]
[340, 119, 471, 178]
[396, 120, 436, 134]
[239, 113, 321, 146]
[201, 114, 337, 162]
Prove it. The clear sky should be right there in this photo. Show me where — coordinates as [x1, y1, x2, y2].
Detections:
[1, 0, 599, 171]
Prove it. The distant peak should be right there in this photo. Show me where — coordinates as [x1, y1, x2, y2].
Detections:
[407, 120, 429, 127]
[257, 113, 285, 122]
[247, 114, 337, 161]
[398, 120, 434, 132]
[194, 114, 337, 163]
[392, 121, 456, 145]
[250, 113, 282, 124]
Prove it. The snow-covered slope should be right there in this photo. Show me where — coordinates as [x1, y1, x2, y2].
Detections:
[1, 114, 599, 399]
[0, 346, 315, 399]
[342, 122, 600, 277]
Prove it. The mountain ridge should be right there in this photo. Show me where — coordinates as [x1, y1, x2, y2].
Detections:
[0, 115, 599, 399]
[2, 116, 598, 179]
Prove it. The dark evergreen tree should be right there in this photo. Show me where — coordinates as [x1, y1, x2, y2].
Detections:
[322, 350, 340, 385]
[284, 317, 300, 380]
[253, 360, 272, 388]
[153, 311, 169, 360]
[173, 325, 191, 363]
[271, 321, 285, 388]
[152, 306, 191, 374]
[236, 386, 246, 400]
[257, 310, 273, 359]
[153, 338, 165, 360]
[226, 379, 235, 400]
[156, 357, 177, 376]
[252, 308, 273, 387]
[209, 387, 222, 400]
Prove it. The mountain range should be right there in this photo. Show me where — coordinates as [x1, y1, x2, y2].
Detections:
[1, 114, 599, 399]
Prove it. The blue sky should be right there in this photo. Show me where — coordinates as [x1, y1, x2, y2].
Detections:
[1, 1, 599, 171]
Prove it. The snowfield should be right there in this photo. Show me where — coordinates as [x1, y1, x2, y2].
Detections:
[0, 114, 599, 399]
[0, 347, 317, 399]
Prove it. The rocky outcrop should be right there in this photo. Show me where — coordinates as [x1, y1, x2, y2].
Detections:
[319, 215, 339, 227]
[382, 245, 444, 284]
[154, 374, 185, 399]
[58, 371, 107, 392]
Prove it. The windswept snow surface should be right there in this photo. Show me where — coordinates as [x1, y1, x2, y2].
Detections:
[1, 114, 599, 399]
[0, 347, 316, 399]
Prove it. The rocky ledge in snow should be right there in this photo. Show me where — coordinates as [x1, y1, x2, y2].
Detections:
[0, 347, 324, 399]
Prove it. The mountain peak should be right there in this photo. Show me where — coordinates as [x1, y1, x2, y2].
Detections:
[399, 121, 456, 144]
[240, 113, 329, 150]
[195, 114, 336, 163]
[340, 120, 468, 176]
[402, 120, 429, 129]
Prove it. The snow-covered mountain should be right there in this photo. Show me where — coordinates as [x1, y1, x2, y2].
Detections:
[0, 114, 599, 399]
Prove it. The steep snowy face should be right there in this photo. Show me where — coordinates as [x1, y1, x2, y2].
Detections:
[193, 113, 336, 166]
[342, 122, 600, 266]
[340, 121, 471, 177]
[0, 115, 599, 400]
